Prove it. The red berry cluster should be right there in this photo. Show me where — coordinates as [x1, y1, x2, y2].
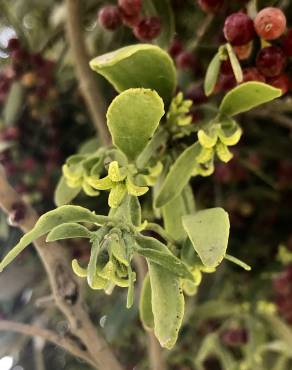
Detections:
[222, 7, 291, 94]
[273, 265, 292, 323]
[98, 0, 161, 41]
[221, 328, 248, 347]
[0, 38, 64, 205]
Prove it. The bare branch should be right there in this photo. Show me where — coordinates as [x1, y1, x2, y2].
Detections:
[0, 320, 96, 368]
[65, 0, 111, 146]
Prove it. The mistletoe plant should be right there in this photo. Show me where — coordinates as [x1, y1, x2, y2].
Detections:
[0, 44, 281, 350]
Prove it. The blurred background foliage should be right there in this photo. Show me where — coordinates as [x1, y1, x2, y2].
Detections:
[0, 0, 292, 370]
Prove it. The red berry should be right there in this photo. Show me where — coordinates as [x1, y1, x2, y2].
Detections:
[220, 59, 233, 75]
[118, 0, 141, 16]
[7, 38, 20, 51]
[242, 67, 266, 83]
[223, 12, 255, 46]
[175, 51, 198, 71]
[185, 84, 208, 105]
[168, 38, 183, 58]
[197, 0, 224, 13]
[267, 74, 289, 94]
[254, 7, 286, 41]
[120, 11, 141, 27]
[282, 28, 292, 57]
[215, 73, 237, 92]
[221, 329, 248, 347]
[256, 46, 286, 77]
[133, 17, 161, 41]
[98, 5, 122, 31]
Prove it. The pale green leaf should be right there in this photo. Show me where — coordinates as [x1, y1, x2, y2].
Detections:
[106, 88, 164, 161]
[182, 208, 230, 268]
[54, 176, 81, 206]
[226, 43, 243, 83]
[90, 44, 176, 104]
[3, 81, 24, 125]
[46, 223, 92, 242]
[155, 142, 201, 208]
[0, 206, 108, 272]
[148, 261, 184, 349]
[219, 82, 282, 117]
[139, 274, 154, 330]
[204, 52, 221, 96]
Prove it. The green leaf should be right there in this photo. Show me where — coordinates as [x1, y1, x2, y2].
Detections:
[143, 0, 175, 49]
[226, 43, 243, 83]
[182, 208, 230, 268]
[219, 82, 282, 117]
[204, 52, 221, 96]
[139, 274, 154, 330]
[126, 266, 135, 308]
[90, 44, 176, 104]
[137, 248, 193, 281]
[54, 176, 81, 206]
[0, 206, 108, 272]
[107, 88, 164, 161]
[3, 82, 24, 125]
[46, 223, 92, 242]
[155, 142, 201, 208]
[148, 261, 184, 349]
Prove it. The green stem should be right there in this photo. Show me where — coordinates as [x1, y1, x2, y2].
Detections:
[145, 222, 177, 246]
[225, 254, 251, 271]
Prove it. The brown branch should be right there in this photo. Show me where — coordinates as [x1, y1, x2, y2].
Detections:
[0, 320, 96, 368]
[0, 167, 124, 370]
[65, 0, 111, 146]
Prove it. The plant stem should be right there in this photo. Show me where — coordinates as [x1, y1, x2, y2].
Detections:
[65, 0, 111, 146]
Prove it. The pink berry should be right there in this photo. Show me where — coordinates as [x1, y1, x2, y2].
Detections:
[220, 59, 233, 75]
[185, 84, 208, 105]
[282, 28, 292, 57]
[98, 5, 122, 31]
[197, 0, 224, 13]
[118, 0, 141, 16]
[221, 329, 248, 347]
[133, 17, 161, 41]
[242, 67, 266, 83]
[224, 12, 255, 46]
[256, 46, 286, 77]
[254, 7, 286, 41]
[267, 74, 289, 94]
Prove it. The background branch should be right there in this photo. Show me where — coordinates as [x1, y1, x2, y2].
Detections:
[0, 166, 124, 370]
[0, 320, 96, 368]
[65, 0, 111, 146]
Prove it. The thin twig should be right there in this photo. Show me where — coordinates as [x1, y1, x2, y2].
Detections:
[65, 0, 111, 145]
[188, 14, 214, 52]
[0, 320, 96, 368]
[0, 166, 124, 370]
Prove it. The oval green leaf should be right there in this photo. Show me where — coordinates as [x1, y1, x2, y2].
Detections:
[219, 82, 282, 117]
[107, 88, 164, 161]
[155, 142, 201, 208]
[148, 261, 184, 349]
[90, 44, 176, 104]
[182, 207, 230, 268]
